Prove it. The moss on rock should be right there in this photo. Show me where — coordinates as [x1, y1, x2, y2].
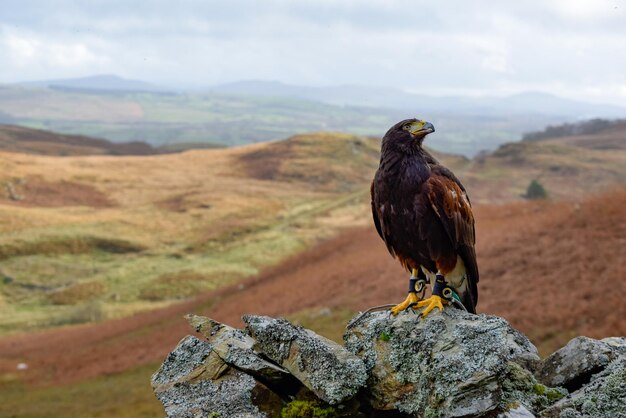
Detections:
[281, 399, 337, 418]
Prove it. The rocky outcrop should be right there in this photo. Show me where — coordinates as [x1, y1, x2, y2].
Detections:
[151, 335, 284, 418]
[534, 337, 615, 391]
[536, 337, 626, 418]
[152, 310, 625, 418]
[344, 309, 552, 417]
[243, 315, 367, 404]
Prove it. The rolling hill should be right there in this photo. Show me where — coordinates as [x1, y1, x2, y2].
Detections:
[0, 124, 624, 335]
[0, 124, 624, 417]
[0, 124, 224, 156]
[523, 118, 626, 150]
[0, 84, 408, 149]
[0, 124, 158, 156]
[20, 74, 167, 93]
[0, 188, 623, 418]
[462, 121, 626, 203]
[5, 78, 625, 156]
[0, 132, 387, 334]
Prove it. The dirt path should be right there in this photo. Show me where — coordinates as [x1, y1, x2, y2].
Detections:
[1, 190, 624, 385]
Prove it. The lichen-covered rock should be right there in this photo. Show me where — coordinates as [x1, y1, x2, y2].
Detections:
[539, 354, 626, 418]
[343, 308, 553, 417]
[151, 336, 282, 418]
[152, 312, 622, 418]
[498, 403, 535, 417]
[186, 314, 290, 383]
[243, 315, 367, 405]
[535, 336, 615, 391]
[601, 336, 626, 355]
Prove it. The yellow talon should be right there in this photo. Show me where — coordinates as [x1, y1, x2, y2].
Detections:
[390, 292, 421, 316]
[415, 295, 447, 318]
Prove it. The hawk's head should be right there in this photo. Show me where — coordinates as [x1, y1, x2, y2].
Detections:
[382, 118, 435, 150]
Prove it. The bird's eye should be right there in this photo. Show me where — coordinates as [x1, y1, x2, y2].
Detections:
[403, 124, 410, 130]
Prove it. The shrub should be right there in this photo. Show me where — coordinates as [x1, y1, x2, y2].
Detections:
[524, 180, 547, 200]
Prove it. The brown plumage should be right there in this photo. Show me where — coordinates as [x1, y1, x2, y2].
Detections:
[371, 118, 479, 313]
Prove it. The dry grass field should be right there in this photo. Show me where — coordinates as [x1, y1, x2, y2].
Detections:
[0, 132, 385, 334]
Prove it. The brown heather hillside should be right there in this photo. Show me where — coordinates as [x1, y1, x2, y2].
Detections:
[0, 124, 158, 156]
[463, 123, 626, 203]
[0, 188, 624, 389]
[542, 121, 626, 150]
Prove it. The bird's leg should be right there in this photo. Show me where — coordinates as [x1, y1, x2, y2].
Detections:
[390, 268, 425, 316]
[415, 273, 453, 318]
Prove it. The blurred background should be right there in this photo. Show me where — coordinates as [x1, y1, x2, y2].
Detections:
[0, 1, 624, 417]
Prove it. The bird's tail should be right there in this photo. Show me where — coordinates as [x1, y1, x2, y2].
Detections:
[458, 246, 479, 314]
[458, 285, 477, 314]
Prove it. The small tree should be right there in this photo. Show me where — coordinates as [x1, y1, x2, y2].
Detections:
[524, 180, 547, 200]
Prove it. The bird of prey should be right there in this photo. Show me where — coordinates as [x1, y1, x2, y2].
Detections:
[371, 118, 479, 317]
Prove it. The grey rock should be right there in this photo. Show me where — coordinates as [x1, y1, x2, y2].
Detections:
[151, 336, 282, 418]
[152, 312, 622, 418]
[535, 337, 614, 391]
[539, 355, 626, 418]
[601, 336, 626, 354]
[186, 314, 289, 383]
[243, 314, 367, 405]
[498, 403, 536, 417]
[343, 308, 552, 417]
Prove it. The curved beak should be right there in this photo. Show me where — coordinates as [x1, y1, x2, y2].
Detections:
[408, 120, 435, 137]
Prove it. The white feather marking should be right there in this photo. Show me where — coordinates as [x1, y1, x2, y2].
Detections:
[421, 256, 467, 290]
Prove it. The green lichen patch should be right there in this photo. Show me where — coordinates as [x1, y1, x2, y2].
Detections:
[547, 357, 626, 417]
[378, 331, 392, 342]
[281, 399, 337, 418]
[501, 362, 566, 413]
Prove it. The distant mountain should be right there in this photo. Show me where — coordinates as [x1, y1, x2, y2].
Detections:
[211, 80, 424, 109]
[3, 77, 625, 157]
[18, 74, 168, 93]
[212, 81, 626, 119]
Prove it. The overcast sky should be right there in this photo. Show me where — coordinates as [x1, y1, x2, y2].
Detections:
[1, 0, 625, 104]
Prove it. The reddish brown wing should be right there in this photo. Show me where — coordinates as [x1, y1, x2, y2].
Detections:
[422, 173, 479, 306]
[423, 175, 475, 247]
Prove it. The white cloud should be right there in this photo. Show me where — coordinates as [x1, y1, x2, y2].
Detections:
[0, 1, 624, 105]
[1, 27, 109, 74]
[546, 0, 623, 20]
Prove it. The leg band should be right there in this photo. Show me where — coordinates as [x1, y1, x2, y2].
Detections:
[408, 278, 418, 293]
[432, 274, 453, 301]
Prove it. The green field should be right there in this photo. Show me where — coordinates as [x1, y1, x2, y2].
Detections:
[0, 85, 403, 146]
[0, 85, 551, 156]
[0, 363, 163, 418]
